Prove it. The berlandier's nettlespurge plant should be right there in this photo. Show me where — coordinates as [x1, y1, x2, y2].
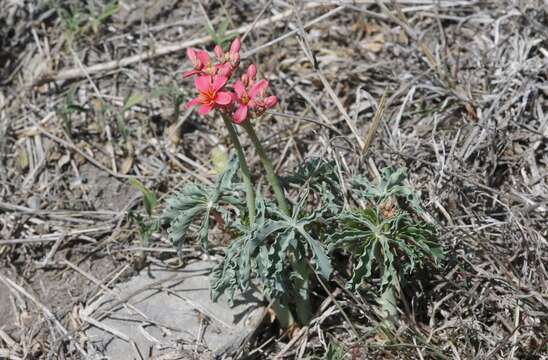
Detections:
[163, 36, 443, 328]
[329, 168, 443, 323]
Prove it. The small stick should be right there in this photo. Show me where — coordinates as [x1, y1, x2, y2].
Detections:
[39, 233, 65, 267]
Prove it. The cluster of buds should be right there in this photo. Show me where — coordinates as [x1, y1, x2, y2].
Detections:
[184, 38, 277, 124]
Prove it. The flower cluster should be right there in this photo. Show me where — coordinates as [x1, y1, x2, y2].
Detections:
[184, 38, 277, 124]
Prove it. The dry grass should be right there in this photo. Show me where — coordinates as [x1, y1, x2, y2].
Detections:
[0, 0, 547, 359]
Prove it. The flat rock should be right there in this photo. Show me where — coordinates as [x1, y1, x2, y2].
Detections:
[86, 261, 263, 360]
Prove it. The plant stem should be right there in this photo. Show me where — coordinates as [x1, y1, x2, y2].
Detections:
[271, 299, 295, 329]
[292, 259, 312, 324]
[241, 120, 290, 216]
[221, 113, 256, 224]
[379, 284, 398, 324]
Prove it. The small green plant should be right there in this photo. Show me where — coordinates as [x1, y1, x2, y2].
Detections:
[329, 168, 443, 324]
[55, 0, 118, 41]
[206, 19, 237, 48]
[129, 178, 159, 268]
[163, 32, 443, 330]
[163, 34, 332, 327]
[210, 187, 332, 326]
[322, 341, 347, 360]
[57, 84, 87, 136]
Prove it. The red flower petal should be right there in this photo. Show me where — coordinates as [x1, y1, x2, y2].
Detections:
[195, 75, 211, 93]
[183, 70, 199, 78]
[211, 76, 228, 92]
[186, 97, 201, 108]
[186, 48, 197, 65]
[198, 103, 214, 115]
[196, 51, 210, 66]
[215, 91, 233, 105]
[232, 105, 248, 124]
[263, 96, 277, 108]
[233, 80, 246, 99]
[249, 79, 268, 99]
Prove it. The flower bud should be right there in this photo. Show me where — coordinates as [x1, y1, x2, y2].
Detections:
[246, 64, 257, 81]
[214, 45, 224, 61]
[241, 74, 249, 87]
[230, 52, 240, 67]
[263, 96, 277, 109]
[230, 38, 241, 54]
[186, 48, 198, 67]
[217, 63, 232, 77]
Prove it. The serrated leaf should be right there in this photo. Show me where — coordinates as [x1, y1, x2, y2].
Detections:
[297, 228, 332, 279]
[163, 153, 244, 249]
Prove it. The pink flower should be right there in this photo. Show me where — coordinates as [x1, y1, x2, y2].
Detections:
[186, 75, 233, 115]
[216, 62, 234, 78]
[212, 38, 242, 79]
[183, 48, 219, 78]
[232, 79, 269, 124]
[261, 96, 278, 109]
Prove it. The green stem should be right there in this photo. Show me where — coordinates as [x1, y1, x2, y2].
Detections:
[292, 259, 312, 325]
[379, 284, 398, 325]
[375, 247, 399, 327]
[271, 299, 296, 329]
[221, 114, 256, 224]
[241, 120, 290, 216]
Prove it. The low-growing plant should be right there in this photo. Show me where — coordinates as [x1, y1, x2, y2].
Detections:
[55, 0, 118, 41]
[163, 33, 443, 329]
[329, 168, 443, 323]
[322, 341, 347, 360]
[57, 84, 87, 136]
[129, 178, 159, 269]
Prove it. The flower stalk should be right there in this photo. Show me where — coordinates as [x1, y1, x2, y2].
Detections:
[182, 37, 310, 329]
[220, 113, 256, 224]
[241, 120, 290, 216]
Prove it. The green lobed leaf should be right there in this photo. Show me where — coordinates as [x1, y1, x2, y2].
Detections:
[330, 168, 444, 293]
[163, 154, 244, 249]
